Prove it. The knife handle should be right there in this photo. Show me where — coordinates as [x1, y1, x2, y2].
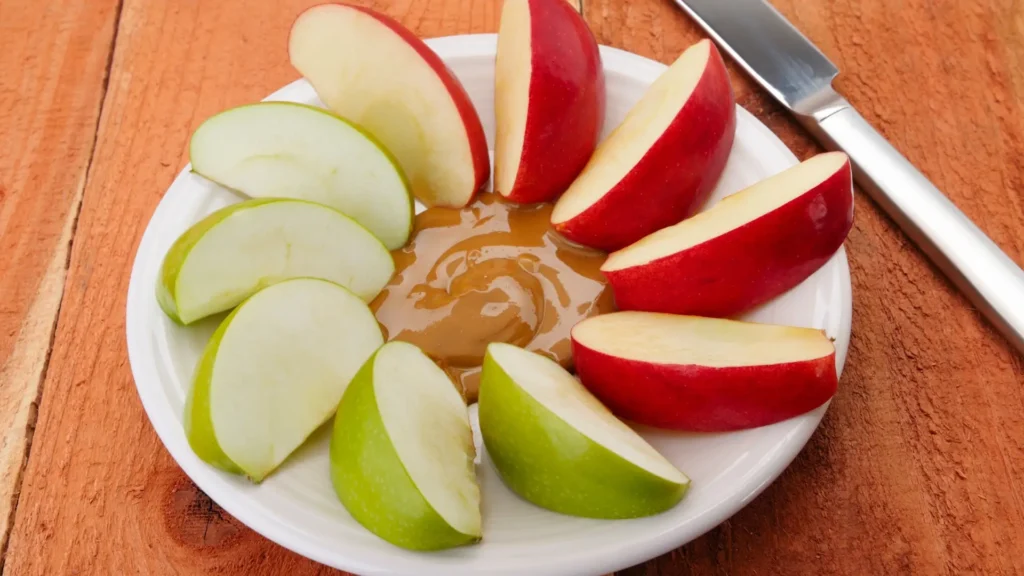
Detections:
[803, 103, 1024, 354]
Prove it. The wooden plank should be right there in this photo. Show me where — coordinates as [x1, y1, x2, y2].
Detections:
[0, 1, 498, 574]
[582, 1, 1024, 574]
[0, 0, 121, 567]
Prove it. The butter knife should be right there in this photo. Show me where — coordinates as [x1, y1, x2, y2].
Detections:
[674, 0, 1024, 354]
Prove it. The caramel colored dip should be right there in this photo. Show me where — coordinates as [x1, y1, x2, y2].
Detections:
[370, 193, 614, 401]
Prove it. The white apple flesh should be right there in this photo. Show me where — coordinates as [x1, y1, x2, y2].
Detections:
[189, 102, 413, 249]
[185, 278, 384, 482]
[157, 198, 394, 325]
[331, 341, 481, 550]
[289, 4, 490, 208]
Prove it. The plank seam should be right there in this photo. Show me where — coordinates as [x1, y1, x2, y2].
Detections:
[0, 0, 126, 570]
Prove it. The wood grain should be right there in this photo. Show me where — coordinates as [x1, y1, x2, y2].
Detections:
[0, 0, 121, 566]
[3, 0, 1024, 575]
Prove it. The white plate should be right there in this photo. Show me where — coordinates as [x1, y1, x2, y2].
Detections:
[127, 34, 851, 576]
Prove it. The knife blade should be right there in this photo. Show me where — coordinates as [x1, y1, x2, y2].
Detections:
[675, 0, 838, 114]
[675, 0, 1024, 354]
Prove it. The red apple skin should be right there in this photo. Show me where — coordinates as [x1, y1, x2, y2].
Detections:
[554, 43, 735, 251]
[571, 338, 838, 431]
[604, 160, 854, 317]
[501, 0, 604, 204]
[316, 3, 491, 203]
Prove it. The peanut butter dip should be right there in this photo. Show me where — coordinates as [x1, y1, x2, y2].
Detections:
[370, 193, 614, 401]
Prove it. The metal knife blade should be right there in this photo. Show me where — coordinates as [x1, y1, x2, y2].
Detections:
[674, 0, 839, 115]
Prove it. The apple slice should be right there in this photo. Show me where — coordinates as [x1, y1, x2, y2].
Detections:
[157, 198, 393, 325]
[572, 312, 838, 431]
[551, 39, 736, 251]
[189, 102, 413, 249]
[290, 3, 489, 208]
[479, 342, 688, 519]
[186, 278, 384, 482]
[602, 152, 854, 317]
[494, 0, 604, 203]
[331, 341, 481, 550]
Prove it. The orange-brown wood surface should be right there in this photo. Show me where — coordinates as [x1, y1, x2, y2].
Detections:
[0, 0, 122, 564]
[2, 0, 1023, 574]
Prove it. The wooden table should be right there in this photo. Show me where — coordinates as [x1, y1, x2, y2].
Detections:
[2, 0, 1023, 574]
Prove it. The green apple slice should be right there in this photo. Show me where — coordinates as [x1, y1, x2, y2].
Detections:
[331, 341, 481, 550]
[190, 102, 413, 249]
[157, 198, 394, 324]
[185, 278, 384, 482]
[479, 342, 689, 519]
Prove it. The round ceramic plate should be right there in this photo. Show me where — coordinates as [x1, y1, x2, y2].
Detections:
[127, 34, 851, 576]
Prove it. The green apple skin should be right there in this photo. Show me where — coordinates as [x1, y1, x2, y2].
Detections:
[330, 350, 481, 551]
[189, 102, 414, 250]
[478, 351, 689, 519]
[183, 303, 245, 476]
[156, 198, 281, 324]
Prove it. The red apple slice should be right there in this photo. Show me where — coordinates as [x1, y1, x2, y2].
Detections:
[289, 3, 489, 208]
[551, 39, 736, 251]
[494, 0, 604, 204]
[571, 312, 838, 431]
[602, 152, 853, 317]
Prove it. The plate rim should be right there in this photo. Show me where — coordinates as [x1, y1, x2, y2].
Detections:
[126, 33, 852, 576]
